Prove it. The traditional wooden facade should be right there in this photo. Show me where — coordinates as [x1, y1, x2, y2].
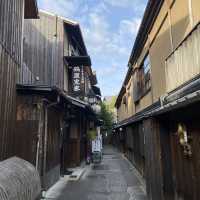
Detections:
[16, 86, 63, 189]
[15, 10, 100, 189]
[114, 0, 200, 199]
[0, 0, 38, 161]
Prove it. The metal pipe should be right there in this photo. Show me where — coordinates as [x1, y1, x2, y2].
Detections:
[164, 77, 200, 104]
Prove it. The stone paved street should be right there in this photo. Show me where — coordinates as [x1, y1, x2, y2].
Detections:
[52, 146, 147, 200]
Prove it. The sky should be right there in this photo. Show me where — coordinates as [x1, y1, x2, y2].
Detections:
[38, 0, 148, 97]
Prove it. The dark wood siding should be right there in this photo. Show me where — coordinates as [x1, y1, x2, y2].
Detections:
[46, 107, 61, 172]
[0, 0, 24, 160]
[42, 106, 61, 189]
[125, 123, 145, 176]
[169, 119, 200, 200]
[15, 120, 39, 164]
[144, 118, 164, 200]
[15, 94, 43, 176]
[20, 12, 64, 89]
[16, 94, 62, 190]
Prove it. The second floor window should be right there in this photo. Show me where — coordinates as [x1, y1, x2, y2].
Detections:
[143, 55, 150, 74]
[142, 55, 151, 93]
[133, 54, 151, 103]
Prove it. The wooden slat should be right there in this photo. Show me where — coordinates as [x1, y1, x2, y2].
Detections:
[0, 0, 24, 160]
[21, 12, 64, 89]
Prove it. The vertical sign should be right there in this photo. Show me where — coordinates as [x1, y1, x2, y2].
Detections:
[72, 66, 85, 96]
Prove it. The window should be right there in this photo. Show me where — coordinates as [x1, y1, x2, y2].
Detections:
[122, 95, 129, 113]
[133, 54, 151, 103]
[143, 55, 151, 74]
[142, 55, 151, 93]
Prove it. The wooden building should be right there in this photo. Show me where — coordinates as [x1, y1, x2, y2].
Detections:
[15, 10, 100, 189]
[114, 0, 200, 199]
[0, 0, 38, 161]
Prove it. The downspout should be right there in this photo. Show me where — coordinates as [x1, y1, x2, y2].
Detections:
[43, 106, 48, 180]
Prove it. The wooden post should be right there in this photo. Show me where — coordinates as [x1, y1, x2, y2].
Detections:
[43, 107, 48, 179]
[36, 103, 42, 171]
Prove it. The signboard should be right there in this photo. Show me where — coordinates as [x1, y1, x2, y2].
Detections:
[72, 66, 85, 96]
[92, 133, 103, 153]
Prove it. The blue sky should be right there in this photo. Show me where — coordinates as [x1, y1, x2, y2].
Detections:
[38, 0, 148, 97]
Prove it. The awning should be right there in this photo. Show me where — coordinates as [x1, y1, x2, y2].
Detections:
[61, 94, 88, 109]
[64, 56, 91, 66]
[149, 90, 200, 117]
[92, 86, 101, 96]
[61, 94, 98, 117]
[114, 89, 200, 130]
[113, 101, 160, 129]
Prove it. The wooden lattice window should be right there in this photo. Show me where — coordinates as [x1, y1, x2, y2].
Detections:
[133, 54, 151, 103]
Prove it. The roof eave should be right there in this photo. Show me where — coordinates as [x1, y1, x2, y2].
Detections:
[128, 0, 164, 66]
[64, 22, 88, 56]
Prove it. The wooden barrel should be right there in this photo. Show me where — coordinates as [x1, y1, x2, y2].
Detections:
[0, 157, 41, 200]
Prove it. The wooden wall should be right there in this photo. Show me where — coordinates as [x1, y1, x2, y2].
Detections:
[16, 94, 62, 190]
[164, 103, 200, 200]
[0, 0, 24, 160]
[144, 119, 164, 200]
[125, 123, 145, 176]
[20, 11, 64, 89]
[43, 106, 61, 190]
[65, 110, 87, 168]
[64, 110, 82, 167]
[46, 108, 61, 172]
[169, 119, 200, 200]
[15, 95, 42, 167]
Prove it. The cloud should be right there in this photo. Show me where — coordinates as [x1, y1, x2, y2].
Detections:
[103, 0, 134, 7]
[76, 3, 143, 96]
[38, 0, 80, 17]
[119, 18, 141, 35]
[82, 12, 141, 61]
[103, 0, 146, 12]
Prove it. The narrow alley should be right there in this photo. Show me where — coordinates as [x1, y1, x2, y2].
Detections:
[1, 0, 200, 199]
[45, 146, 147, 200]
